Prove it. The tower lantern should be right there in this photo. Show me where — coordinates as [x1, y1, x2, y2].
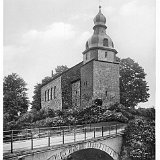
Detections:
[83, 6, 118, 64]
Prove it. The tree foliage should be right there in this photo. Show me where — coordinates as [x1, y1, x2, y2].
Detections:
[120, 58, 150, 108]
[6, 101, 155, 131]
[55, 65, 68, 75]
[137, 107, 155, 120]
[31, 83, 42, 111]
[41, 76, 53, 85]
[31, 76, 53, 111]
[3, 73, 29, 121]
[121, 118, 155, 160]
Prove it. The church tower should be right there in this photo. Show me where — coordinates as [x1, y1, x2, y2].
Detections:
[81, 6, 120, 107]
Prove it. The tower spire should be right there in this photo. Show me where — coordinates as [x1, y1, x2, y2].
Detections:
[99, 5, 102, 13]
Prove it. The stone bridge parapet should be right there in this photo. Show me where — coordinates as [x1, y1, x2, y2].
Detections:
[16, 134, 123, 160]
[47, 140, 119, 160]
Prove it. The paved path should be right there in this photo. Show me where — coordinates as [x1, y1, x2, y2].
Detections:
[3, 127, 124, 153]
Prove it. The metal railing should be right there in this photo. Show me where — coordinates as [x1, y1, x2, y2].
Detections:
[3, 124, 126, 154]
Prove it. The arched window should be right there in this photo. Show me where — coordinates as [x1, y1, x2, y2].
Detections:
[48, 89, 50, 101]
[86, 53, 88, 60]
[105, 52, 108, 58]
[45, 91, 47, 102]
[54, 86, 56, 99]
[103, 38, 108, 47]
[50, 87, 53, 100]
[112, 42, 114, 48]
[86, 42, 89, 49]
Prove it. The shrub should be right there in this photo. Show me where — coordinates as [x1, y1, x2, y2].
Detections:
[120, 110, 135, 120]
[121, 118, 155, 160]
[137, 107, 155, 120]
[32, 117, 65, 128]
[4, 121, 17, 130]
[113, 112, 128, 123]
[17, 111, 35, 124]
[94, 98, 103, 106]
[108, 103, 126, 112]
[102, 110, 128, 123]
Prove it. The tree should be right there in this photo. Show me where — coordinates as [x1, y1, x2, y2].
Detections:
[55, 65, 68, 75]
[31, 77, 53, 111]
[3, 73, 29, 121]
[120, 58, 150, 108]
[31, 77, 52, 111]
[31, 83, 41, 111]
[42, 76, 53, 85]
[31, 65, 68, 111]
[121, 118, 155, 160]
[42, 66, 69, 84]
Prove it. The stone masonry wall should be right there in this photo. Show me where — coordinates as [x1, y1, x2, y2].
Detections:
[93, 60, 120, 106]
[83, 49, 98, 64]
[61, 62, 83, 110]
[41, 76, 62, 110]
[72, 80, 80, 109]
[81, 60, 94, 108]
[98, 50, 115, 62]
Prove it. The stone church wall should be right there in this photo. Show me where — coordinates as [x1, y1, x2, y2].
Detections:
[41, 76, 62, 110]
[98, 50, 115, 62]
[61, 62, 83, 110]
[93, 60, 120, 105]
[71, 80, 80, 109]
[81, 60, 94, 108]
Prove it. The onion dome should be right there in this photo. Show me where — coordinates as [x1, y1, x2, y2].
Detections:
[84, 6, 117, 54]
[93, 6, 106, 27]
[86, 34, 114, 49]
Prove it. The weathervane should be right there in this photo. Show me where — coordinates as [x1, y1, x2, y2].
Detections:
[99, 0, 102, 12]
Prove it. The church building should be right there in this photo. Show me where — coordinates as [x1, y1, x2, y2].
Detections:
[41, 6, 120, 110]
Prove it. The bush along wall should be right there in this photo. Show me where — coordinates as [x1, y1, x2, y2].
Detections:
[120, 117, 155, 160]
[4, 103, 155, 131]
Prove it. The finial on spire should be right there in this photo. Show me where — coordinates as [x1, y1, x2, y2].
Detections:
[99, 5, 102, 13]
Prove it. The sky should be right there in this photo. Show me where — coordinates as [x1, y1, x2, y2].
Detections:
[3, 0, 156, 108]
